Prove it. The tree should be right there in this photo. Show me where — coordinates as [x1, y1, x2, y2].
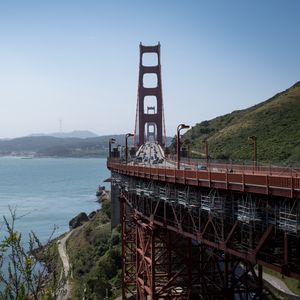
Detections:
[0, 207, 65, 300]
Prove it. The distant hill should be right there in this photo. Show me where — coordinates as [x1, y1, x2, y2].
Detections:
[0, 129, 174, 158]
[183, 81, 300, 165]
[29, 130, 99, 139]
[0, 135, 126, 158]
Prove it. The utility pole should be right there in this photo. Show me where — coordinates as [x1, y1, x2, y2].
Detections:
[248, 136, 257, 168]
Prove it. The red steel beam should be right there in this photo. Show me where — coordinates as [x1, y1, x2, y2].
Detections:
[121, 192, 300, 282]
[108, 161, 300, 199]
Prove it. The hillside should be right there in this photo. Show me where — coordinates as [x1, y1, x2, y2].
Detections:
[66, 197, 122, 299]
[0, 134, 173, 158]
[0, 135, 126, 157]
[183, 81, 300, 165]
[29, 130, 99, 139]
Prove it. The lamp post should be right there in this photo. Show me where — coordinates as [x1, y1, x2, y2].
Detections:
[177, 124, 190, 169]
[125, 133, 134, 163]
[108, 138, 116, 159]
[117, 144, 121, 158]
[248, 136, 257, 168]
[203, 140, 208, 166]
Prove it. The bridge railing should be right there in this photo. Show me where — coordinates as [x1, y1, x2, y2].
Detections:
[108, 157, 300, 177]
[107, 159, 300, 199]
[109, 154, 300, 177]
[172, 156, 300, 176]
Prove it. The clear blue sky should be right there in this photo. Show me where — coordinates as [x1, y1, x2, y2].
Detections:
[0, 0, 299, 138]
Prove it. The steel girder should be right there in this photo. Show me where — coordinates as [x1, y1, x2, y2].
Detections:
[120, 193, 265, 299]
[117, 175, 300, 281]
[121, 195, 193, 299]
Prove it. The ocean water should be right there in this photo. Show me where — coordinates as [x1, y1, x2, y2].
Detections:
[0, 157, 110, 243]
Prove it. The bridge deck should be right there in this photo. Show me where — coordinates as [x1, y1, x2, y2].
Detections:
[108, 160, 300, 199]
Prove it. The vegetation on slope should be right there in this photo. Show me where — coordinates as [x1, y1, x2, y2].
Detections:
[66, 198, 122, 299]
[182, 81, 300, 165]
[0, 209, 64, 300]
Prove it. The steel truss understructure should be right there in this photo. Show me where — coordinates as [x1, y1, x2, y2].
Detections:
[113, 172, 300, 299]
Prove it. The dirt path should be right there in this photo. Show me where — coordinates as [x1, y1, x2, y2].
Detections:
[262, 272, 300, 297]
[57, 230, 73, 300]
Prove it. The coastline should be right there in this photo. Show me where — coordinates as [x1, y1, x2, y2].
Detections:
[36, 188, 117, 299]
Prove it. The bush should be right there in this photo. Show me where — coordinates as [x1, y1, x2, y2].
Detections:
[0, 208, 64, 300]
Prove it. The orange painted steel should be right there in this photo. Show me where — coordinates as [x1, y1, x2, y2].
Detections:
[120, 190, 268, 298]
[111, 159, 300, 299]
[108, 161, 300, 199]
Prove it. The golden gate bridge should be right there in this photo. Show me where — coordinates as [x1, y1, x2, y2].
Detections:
[107, 43, 300, 299]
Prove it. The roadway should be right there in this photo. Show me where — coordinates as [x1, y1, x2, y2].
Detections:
[134, 142, 174, 168]
[132, 142, 300, 177]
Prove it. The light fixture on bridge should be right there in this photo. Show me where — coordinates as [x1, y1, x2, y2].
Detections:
[176, 124, 190, 169]
[108, 138, 116, 159]
[203, 140, 209, 166]
[248, 135, 257, 168]
[125, 133, 135, 164]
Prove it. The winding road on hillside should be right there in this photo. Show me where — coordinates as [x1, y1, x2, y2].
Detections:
[57, 230, 73, 300]
[257, 271, 300, 298]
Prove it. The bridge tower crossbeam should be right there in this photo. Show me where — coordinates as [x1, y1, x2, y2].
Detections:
[134, 43, 166, 146]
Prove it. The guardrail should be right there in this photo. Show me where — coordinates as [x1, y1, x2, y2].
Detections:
[107, 160, 300, 199]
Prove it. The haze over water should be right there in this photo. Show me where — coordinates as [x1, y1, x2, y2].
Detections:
[0, 157, 110, 242]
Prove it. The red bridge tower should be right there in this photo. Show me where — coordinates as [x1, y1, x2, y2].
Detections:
[134, 42, 166, 146]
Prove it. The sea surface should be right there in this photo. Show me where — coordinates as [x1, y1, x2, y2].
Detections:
[0, 157, 110, 243]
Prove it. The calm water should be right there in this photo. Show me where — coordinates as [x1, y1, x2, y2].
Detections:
[0, 157, 110, 242]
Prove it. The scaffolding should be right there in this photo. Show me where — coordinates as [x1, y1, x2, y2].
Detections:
[111, 173, 122, 186]
[178, 189, 188, 207]
[200, 189, 225, 215]
[143, 181, 157, 198]
[237, 194, 262, 224]
[114, 174, 300, 237]
[159, 184, 177, 203]
[177, 187, 199, 208]
[278, 200, 300, 236]
[136, 182, 144, 196]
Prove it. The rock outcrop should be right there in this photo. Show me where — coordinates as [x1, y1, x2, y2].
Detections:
[96, 186, 110, 203]
[69, 212, 89, 229]
[88, 211, 97, 220]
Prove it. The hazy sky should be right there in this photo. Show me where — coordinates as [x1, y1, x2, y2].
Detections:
[0, 0, 299, 138]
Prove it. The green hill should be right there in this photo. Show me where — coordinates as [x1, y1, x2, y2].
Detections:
[66, 198, 121, 299]
[183, 81, 300, 165]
